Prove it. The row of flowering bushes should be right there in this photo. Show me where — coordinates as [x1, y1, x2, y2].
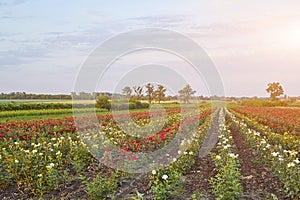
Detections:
[230, 109, 300, 154]
[0, 106, 213, 198]
[232, 106, 300, 135]
[228, 110, 300, 199]
[0, 132, 92, 196]
[210, 109, 242, 200]
[148, 110, 213, 199]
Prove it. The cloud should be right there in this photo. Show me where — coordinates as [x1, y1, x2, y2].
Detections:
[127, 15, 190, 28]
[0, 0, 31, 6]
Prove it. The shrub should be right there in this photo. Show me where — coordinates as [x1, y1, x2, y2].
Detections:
[95, 95, 111, 111]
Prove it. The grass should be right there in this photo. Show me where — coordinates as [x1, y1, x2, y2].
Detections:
[0, 102, 210, 122]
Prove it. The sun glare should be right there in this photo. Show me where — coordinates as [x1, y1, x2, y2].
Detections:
[286, 25, 300, 48]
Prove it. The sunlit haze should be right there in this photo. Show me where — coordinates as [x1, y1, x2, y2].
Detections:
[1, 0, 300, 97]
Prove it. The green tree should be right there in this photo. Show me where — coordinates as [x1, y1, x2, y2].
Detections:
[122, 86, 132, 99]
[145, 83, 155, 104]
[155, 84, 166, 103]
[266, 82, 284, 101]
[95, 95, 111, 110]
[178, 84, 196, 103]
[133, 86, 143, 100]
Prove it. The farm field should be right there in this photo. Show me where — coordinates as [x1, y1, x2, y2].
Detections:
[0, 103, 299, 199]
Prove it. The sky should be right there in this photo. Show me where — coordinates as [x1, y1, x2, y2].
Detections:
[1, 0, 300, 97]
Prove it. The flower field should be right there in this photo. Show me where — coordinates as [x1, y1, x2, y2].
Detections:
[0, 105, 299, 199]
[231, 107, 300, 135]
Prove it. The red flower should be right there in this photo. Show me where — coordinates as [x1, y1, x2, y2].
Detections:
[148, 136, 153, 141]
[131, 155, 137, 160]
[160, 133, 167, 141]
[104, 148, 110, 152]
[0, 134, 4, 137]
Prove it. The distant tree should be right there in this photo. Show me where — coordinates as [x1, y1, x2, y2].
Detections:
[95, 95, 111, 110]
[155, 84, 167, 103]
[133, 86, 143, 100]
[266, 82, 284, 101]
[178, 84, 196, 103]
[145, 83, 155, 104]
[122, 86, 132, 99]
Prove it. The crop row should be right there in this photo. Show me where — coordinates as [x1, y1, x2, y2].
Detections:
[227, 110, 300, 198]
[0, 107, 212, 198]
[232, 107, 300, 135]
[210, 108, 242, 199]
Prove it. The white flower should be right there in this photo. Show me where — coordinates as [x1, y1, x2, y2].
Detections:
[38, 174, 43, 177]
[39, 153, 43, 156]
[24, 150, 30, 153]
[271, 152, 279, 157]
[151, 170, 156, 175]
[15, 159, 19, 164]
[216, 155, 221, 160]
[162, 174, 168, 180]
[14, 142, 19, 145]
[32, 150, 38, 154]
[290, 151, 298, 156]
[287, 162, 295, 168]
[46, 163, 55, 170]
[166, 154, 170, 157]
[184, 152, 188, 155]
[229, 153, 238, 159]
[189, 152, 193, 155]
[173, 158, 177, 162]
[294, 158, 300, 164]
[178, 150, 181, 155]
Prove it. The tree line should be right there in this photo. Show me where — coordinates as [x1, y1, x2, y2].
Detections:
[120, 83, 196, 104]
[0, 92, 72, 100]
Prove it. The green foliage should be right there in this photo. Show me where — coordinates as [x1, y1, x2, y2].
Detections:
[266, 82, 284, 101]
[155, 84, 167, 104]
[229, 110, 300, 198]
[240, 100, 287, 107]
[85, 173, 118, 200]
[111, 100, 149, 110]
[145, 83, 155, 104]
[210, 121, 242, 200]
[178, 84, 196, 104]
[149, 168, 182, 200]
[0, 133, 93, 197]
[95, 95, 111, 110]
[0, 103, 96, 111]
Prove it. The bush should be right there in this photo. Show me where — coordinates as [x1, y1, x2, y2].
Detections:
[95, 95, 111, 111]
[109, 100, 149, 111]
[85, 174, 118, 200]
[240, 100, 288, 107]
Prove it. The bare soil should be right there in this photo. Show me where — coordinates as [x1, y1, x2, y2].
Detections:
[229, 122, 290, 200]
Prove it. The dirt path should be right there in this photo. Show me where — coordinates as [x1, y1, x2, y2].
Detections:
[178, 109, 223, 199]
[229, 121, 290, 200]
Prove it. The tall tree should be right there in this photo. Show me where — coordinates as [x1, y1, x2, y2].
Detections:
[133, 86, 143, 100]
[145, 83, 155, 104]
[122, 86, 132, 99]
[266, 82, 284, 101]
[178, 84, 196, 103]
[155, 84, 166, 103]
